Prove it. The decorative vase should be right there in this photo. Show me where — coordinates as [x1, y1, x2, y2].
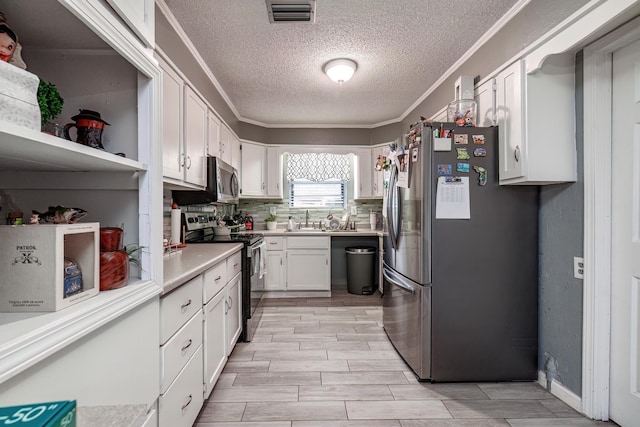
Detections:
[99, 249, 129, 291]
[100, 227, 123, 251]
[266, 221, 277, 230]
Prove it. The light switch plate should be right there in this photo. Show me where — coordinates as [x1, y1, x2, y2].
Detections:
[574, 256, 584, 280]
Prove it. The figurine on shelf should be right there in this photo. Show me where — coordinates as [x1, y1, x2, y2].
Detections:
[0, 12, 27, 69]
[32, 205, 88, 224]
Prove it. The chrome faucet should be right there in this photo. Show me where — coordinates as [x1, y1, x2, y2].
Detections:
[305, 210, 310, 228]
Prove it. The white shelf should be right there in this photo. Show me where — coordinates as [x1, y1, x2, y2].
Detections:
[0, 121, 147, 172]
[0, 280, 160, 384]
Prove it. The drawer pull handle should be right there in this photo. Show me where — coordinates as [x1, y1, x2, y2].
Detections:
[224, 300, 229, 314]
[233, 262, 239, 268]
[228, 296, 233, 307]
[215, 275, 222, 281]
[181, 339, 193, 351]
[269, 242, 277, 245]
[181, 299, 192, 310]
[182, 394, 193, 411]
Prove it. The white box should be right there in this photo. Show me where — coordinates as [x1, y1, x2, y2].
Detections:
[0, 223, 99, 312]
[0, 60, 41, 130]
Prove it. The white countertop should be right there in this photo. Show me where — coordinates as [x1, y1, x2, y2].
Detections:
[163, 243, 243, 294]
[257, 229, 383, 237]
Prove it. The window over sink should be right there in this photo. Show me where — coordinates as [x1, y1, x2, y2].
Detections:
[286, 153, 350, 208]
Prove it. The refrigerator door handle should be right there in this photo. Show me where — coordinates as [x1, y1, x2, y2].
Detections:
[383, 268, 416, 295]
[387, 165, 400, 250]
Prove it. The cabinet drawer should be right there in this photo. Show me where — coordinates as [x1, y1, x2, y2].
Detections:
[160, 275, 203, 344]
[203, 261, 227, 303]
[287, 236, 330, 249]
[265, 236, 285, 250]
[159, 346, 204, 427]
[160, 310, 203, 394]
[227, 250, 242, 278]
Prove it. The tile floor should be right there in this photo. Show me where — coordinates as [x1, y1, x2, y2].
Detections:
[195, 288, 617, 427]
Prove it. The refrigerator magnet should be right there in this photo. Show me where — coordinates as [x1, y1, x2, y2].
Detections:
[412, 147, 419, 162]
[473, 148, 487, 157]
[437, 164, 452, 175]
[472, 134, 486, 144]
[457, 162, 470, 173]
[456, 147, 470, 160]
[454, 134, 468, 145]
[473, 165, 487, 186]
[433, 137, 451, 152]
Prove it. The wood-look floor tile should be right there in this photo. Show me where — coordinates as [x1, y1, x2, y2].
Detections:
[368, 341, 396, 350]
[321, 371, 409, 385]
[272, 334, 338, 342]
[300, 341, 370, 351]
[403, 371, 421, 384]
[233, 372, 321, 386]
[346, 400, 452, 420]
[337, 333, 389, 341]
[228, 353, 256, 362]
[251, 334, 274, 342]
[223, 361, 270, 373]
[276, 307, 328, 313]
[243, 401, 348, 421]
[294, 421, 400, 427]
[256, 327, 296, 335]
[211, 386, 299, 402]
[347, 359, 410, 372]
[262, 320, 320, 329]
[196, 422, 291, 427]
[354, 325, 385, 333]
[538, 399, 582, 417]
[444, 400, 554, 419]
[253, 350, 327, 361]
[294, 326, 357, 334]
[506, 419, 612, 426]
[234, 342, 301, 352]
[478, 383, 553, 400]
[299, 384, 393, 401]
[327, 350, 401, 360]
[389, 384, 488, 400]
[196, 402, 246, 422]
[215, 373, 238, 387]
[400, 419, 509, 426]
[269, 360, 350, 372]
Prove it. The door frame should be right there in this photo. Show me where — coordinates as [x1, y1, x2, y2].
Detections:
[582, 15, 640, 420]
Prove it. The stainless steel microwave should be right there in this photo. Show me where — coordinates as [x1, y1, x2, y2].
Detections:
[172, 156, 239, 205]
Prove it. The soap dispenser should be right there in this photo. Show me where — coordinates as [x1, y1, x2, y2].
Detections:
[287, 216, 295, 231]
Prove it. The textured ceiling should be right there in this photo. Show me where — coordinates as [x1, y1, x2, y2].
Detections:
[161, 0, 520, 127]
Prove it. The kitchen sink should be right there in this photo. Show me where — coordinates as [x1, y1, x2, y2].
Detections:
[287, 228, 325, 233]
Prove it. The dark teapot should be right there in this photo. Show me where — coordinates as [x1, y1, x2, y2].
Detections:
[64, 109, 110, 149]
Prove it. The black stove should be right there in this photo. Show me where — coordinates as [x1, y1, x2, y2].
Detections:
[182, 212, 264, 342]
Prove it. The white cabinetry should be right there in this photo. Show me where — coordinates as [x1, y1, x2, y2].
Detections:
[371, 144, 389, 199]
[106, 0, 155, 48]
[159, 55, 207, 187]
[495, 56, 576, 185]
[266, 147, 284, 198]
[264, 236, 286, 291]
[225, 274, 242, 353]
[207, 112, 221, 158]
[159, 276, 204, 427]
[232, 134, 242, 171]
[183, 86, 208, 187]
[286, 236, 331, 291]
[219, 124, 233, 165]
[0, 0, 161, 410]
[475, 79, 496, 127]
[354, 149, 373, 199]
[241, 141, 266, 197]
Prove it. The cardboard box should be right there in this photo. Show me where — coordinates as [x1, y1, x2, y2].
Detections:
[0, 401, 76, 426]
[0, 60, 41, 131]
[0, 223, 99, 312]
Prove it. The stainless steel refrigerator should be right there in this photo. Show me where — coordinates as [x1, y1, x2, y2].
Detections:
[382, 122, 538, 382]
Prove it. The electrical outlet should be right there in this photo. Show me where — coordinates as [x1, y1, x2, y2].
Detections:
[351, 206, 357, 215]
[574, 256, 584, 280]
[269, 207, 277, 215]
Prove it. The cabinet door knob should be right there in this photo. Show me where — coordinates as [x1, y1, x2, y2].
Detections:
[514, 145, 520, 162]
[181, 394, 193, 410]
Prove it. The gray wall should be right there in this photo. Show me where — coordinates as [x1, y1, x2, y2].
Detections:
[537, 52, 584, 395]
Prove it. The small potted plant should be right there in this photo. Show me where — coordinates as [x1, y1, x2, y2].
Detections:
[37, 78, 64, 128]
[265, 213, 277, 230]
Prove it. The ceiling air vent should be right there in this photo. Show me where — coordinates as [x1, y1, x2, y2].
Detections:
[266, 0, 316, 23]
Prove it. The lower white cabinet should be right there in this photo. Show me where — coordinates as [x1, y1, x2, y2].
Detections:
[203, 289, 226, 399]
[159, 346, 204, 427]
[225, 273, 242, 355]
[285, 236, 331, 291]
[265, 236, 285, 291]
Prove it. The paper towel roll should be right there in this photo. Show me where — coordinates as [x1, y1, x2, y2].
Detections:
[171, 208, 181, 244]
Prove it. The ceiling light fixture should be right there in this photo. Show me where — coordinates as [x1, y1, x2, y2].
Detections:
[324, 59, 357, 85]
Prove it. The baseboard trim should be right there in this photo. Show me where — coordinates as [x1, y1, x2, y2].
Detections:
[538, 370, 583, 413]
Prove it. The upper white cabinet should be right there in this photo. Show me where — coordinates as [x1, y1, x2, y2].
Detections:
[183, 86, 208, 187]
[241, 141, 266, 197]
[232, 134, 242, 171]
[475, 79, 496, 127]
[354, 149, 373, 199]
[495, 56, 576, 185]
[371, 144, 389, 199]
[219, 124, 234, 166]
[106, 0, 155, 48]
[158, 56, 207, 187]
[266, 146, 284, 198]
[207, 111, 221, 158]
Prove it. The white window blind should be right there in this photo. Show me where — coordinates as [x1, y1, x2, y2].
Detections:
[290, 180, 345, 208]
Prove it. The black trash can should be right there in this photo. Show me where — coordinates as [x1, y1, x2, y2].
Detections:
[345, 246, 376, 295]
